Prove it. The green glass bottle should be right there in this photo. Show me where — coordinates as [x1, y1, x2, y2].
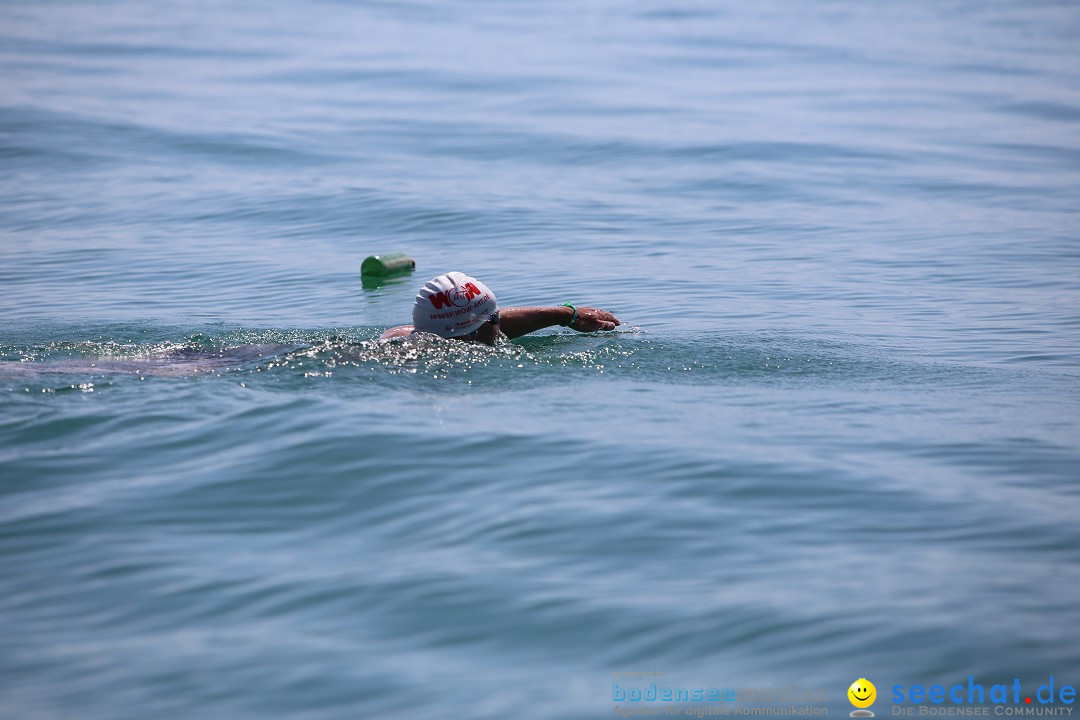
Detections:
[361, 253, 416, 277]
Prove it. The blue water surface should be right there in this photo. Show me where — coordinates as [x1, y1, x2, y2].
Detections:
[1, 1, 1079, 718]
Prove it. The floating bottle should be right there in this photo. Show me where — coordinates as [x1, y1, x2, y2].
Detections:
[361, 253, 415, 278]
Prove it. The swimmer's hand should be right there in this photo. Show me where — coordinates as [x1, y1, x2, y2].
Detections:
[568, 306, 621, 333]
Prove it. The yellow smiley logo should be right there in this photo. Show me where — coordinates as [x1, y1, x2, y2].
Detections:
[848, 678, 876, 709]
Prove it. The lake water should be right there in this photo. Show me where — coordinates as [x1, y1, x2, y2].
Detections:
[2, 1, 1079, 718]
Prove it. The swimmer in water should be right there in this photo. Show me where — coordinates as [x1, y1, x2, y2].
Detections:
[379, 271, 621, 345]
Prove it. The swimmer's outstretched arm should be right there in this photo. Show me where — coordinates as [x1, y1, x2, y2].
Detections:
[498, 305, 621, 340]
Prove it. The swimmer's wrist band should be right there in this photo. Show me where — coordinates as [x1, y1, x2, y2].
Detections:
[561, 302, 578, 328]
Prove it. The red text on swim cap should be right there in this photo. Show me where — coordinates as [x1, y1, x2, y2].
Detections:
[428, 282, 482, 310]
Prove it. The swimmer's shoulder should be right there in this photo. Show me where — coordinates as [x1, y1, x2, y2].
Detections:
[378, 325, 414, 341]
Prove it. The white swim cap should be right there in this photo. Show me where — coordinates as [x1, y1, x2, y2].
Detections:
[412, 272, 498, 338]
